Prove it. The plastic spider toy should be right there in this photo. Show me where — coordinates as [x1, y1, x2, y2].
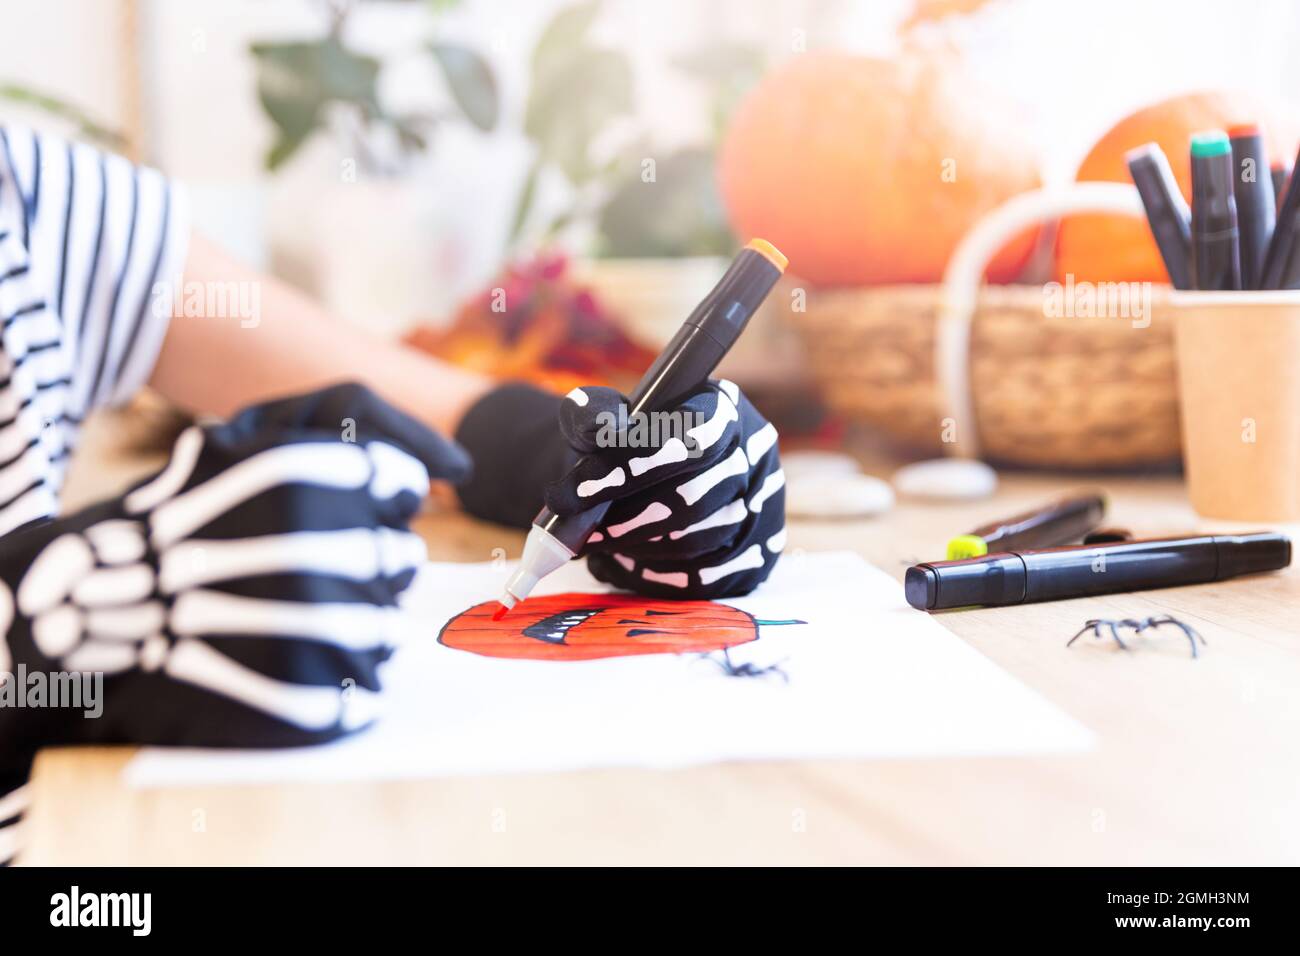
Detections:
[709, 648, 790, 682]
[1067, 615, 1206, 659]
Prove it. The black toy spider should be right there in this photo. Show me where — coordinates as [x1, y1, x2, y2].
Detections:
[1067, 615, 1206, 659]
[708, 648, 791, 682]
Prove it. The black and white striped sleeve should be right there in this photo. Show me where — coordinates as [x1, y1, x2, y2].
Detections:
[0, 125, 188, 536]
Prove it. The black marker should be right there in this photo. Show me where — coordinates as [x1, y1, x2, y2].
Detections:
[1270, 160, 1290, 211]
[1228, 124, 1275, 289]
[905, 532, 1291, 611]
[495, 239, 787, 613]
[1125, 144, 1192, 289]
[1261, 143, 1300, 289]
[1268, 182, 1300, 287]
[1273, 207, 1300, 289]
[1189, 131, 1241, 290]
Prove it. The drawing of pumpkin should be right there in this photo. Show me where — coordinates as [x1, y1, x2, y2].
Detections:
[438, 593, 799, 662]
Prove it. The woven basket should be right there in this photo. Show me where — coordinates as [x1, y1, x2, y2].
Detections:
[789, 183, 1182, 469]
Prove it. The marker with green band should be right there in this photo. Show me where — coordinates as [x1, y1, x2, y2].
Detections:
[946, 492, 1107, 561]
[1190, 130, 1242, 291]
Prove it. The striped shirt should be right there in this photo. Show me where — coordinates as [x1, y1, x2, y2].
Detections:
[0, 126, 188, 536]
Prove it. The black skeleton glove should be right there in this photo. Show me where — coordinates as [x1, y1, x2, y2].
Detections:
[455, 379, 785, 600]
[0, 383, 468, 863]
[453, 382, 572, 529]
[548, 380, 785, 598]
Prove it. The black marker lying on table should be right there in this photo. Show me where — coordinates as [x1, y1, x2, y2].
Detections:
[494, 239, 788, 616]
[906, 532, 1291, 611]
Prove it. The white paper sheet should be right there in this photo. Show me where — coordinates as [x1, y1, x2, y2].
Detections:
[124, 551, 1093, 786]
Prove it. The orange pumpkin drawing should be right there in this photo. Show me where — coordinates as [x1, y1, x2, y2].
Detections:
[438, 593, 801, 662]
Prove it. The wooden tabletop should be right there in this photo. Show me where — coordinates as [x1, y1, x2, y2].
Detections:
[20, 427, 1300, 865]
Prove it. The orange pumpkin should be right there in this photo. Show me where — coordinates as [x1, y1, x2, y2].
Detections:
[439, 593, 795, 662]
[717, 51, 1042, 287]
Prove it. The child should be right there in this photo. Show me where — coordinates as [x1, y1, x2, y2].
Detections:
[0, 126, 784, 864]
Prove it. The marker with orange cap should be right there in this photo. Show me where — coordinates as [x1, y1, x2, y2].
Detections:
[495, 239, 788, 615]
[1228, 123, 1275, 289]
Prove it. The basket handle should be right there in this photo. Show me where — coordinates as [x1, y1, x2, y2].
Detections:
[937, 182, 1147, 459]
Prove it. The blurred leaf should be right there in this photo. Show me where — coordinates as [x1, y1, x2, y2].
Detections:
[672, 44, 765, 86]
[672, 44, 766, 140]
[524, 47, 631, 183]
[0, 83, 126, 149]
[429, 42, 498, 130]
[596, 148, 735, 258]
[509, 157, 543, 243]
[393, 117, 430, 152]
[250, 37, 382, 169]
[530, 0, 602, 84]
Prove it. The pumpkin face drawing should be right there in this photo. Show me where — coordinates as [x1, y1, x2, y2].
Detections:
[438, 593, 767, 661]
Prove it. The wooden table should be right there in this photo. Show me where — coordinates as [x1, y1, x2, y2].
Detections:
[20, 427, 1300, 865]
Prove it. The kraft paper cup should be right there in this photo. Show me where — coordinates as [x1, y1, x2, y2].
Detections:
[1171, 291, 1300, 522]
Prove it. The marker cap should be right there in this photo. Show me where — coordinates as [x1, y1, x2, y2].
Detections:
[1190, 130, 1231, 158]
[744, 238, 788, 273]
[905, 554, 1026, 611]
[945, 534, 989, 560]
[1214, 532, 1291, 577]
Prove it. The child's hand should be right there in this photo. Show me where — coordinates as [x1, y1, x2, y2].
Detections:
[0, 383, 467, 758]
[0, 382, 467, 864]
[544, 380, 784, 598]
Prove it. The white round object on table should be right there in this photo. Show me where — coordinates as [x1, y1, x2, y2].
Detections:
[781, 450, 861, 480]
[892, 458, 998, 501]
[786, 472, 894, 518]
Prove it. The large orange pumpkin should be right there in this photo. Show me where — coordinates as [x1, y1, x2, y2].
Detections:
[1056, 92, 1300, 283]
[717, 52, 1042, 287]
[439, 593, 794, 662]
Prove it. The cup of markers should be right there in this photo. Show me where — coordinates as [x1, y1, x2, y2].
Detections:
[1129, 126, 1300, 522]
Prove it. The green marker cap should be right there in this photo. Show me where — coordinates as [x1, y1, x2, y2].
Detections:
[1190, 130, 1231, 158]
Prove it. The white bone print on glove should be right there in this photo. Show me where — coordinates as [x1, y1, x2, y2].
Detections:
[13, 426, 432, 732]
[545, 379, 785, 599]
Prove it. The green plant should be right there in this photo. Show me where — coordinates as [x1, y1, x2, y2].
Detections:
[594, 148, 733, 258]
[251, 0, 498, 173]
[510, 1, 764, 258]
[0, 83, 125, 149]
[508, 0, 633, 242]
[594, 43, 766, 258]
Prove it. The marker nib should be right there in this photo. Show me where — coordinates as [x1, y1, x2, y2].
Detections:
[492, 592, 518, 620]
